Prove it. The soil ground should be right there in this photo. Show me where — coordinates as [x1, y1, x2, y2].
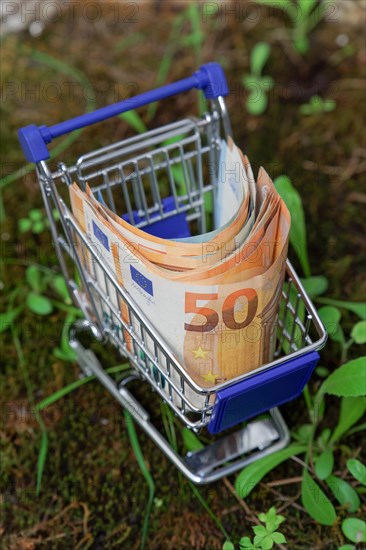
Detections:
[1, 2, 365, 549]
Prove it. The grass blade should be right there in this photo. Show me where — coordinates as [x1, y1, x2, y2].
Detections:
[34, 363, 129, 494]
[35, 418, 48, 496]
[119, 111, 147, 134]
[147, 12, 185, 120]
[188, 482, 230, 540]
[36, 363, 130, 411]
[124, 411, 154, 550]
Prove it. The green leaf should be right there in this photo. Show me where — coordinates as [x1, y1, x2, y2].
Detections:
[323, 99, 336, 112]
[52, 275, 71, 304]
[274, 175, 311, 277]
[242, 75, 260, 88]
[247, 91, 268, 116]
[182, 428, 204, 452]
[293, 423, 313, 444]
[26, 265, 43, 293]
[52, 208, 60, 221]
[26, 292, 53, 315]
[222, 542, 235, 550]
[342, 518, 366, 543]
[252, 0, 292, 9]
[298, 0, 317, 16]
[326, 475, 360, 513]
[32, 220, 45, 234]
[53, 346, 76, 362]
[348, 422, 366, 437]
[0, 306, 23, 333]
[351, 321, 366, 344]
[235, 444, 306, 498]
[259, 507, 285, 531]
[318, 305, 341, 326]
[239, 537, 255, 549]
[29, 209, 43, 221]
[55, 312, 78, 361]
[317, 427, 331, 448]
[330, 396, 366, 444]
[347, 459, 366, 486]
[204, 191, 213, 215]
[318, 306, 345, 344]
[18, 217, 32, 232]
[181, 31, 204, 48]
[171, 165, 187, 195]
[251, 42, 271, 77]
[338, 545, 356, 550]
[315, 449, 334, 480]
[119, 110, 147, 134]
[271, 532, 286, 544]
[259, 76, 274, 89]
[301, 276, 328, 299]
[260, 536, 274, 550]
[318, 306, 345, 345]
[316, 366, 330, 378]
[316, 298, 366, 320]
[294, 36, 310, 55]
[301, 469, 336, 526]
[253, 525, 267, 537]
[319, 358, 366, 398]
[300, 105, 312, 116]
[310, 95, 323, 107]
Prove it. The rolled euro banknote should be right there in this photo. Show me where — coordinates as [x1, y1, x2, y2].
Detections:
[68, 138, 290, 410]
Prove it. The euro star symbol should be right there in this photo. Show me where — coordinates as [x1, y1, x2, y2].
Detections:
[202, 371, 217, 383]
[191, 346, 209, 359]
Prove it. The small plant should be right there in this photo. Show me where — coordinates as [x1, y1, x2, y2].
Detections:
[235, 358, 366, 526]
[232, 174, 366, 537]
[242, 42, 274, 116]
[341, 517, 366, 547]
[254, 0, 328, 56]
[222, 507, 287, 549]
[19, 207, 60, 234]
[318, 306, 366, 363]
[300, 95, 336, 116]
[1, 265, 81, 361]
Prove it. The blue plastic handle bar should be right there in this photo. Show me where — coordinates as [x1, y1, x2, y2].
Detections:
[18, 62, 229, 163]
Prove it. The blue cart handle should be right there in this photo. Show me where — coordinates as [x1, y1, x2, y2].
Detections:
[18, 62, 228, 163]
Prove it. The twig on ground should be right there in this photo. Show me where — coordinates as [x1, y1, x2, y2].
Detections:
[267, 476, 303, 487]
[222, 478, 257, 523]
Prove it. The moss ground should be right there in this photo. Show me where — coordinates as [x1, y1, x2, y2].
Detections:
[1, 3, 365, 549]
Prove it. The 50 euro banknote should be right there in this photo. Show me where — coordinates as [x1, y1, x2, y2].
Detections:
[68, 141, 290, 408]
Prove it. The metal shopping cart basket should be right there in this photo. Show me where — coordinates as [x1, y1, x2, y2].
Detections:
[18, 63, 327, 484]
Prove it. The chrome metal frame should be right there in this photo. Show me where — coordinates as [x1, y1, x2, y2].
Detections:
[70, 320, 290, 484]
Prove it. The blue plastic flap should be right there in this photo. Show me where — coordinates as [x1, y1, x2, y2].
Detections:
[121, 196, 191, 239]
[96, 191, 191, 240]
[208, 351, 320, 435]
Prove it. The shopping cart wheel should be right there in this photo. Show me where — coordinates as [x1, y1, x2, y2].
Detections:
[69, 323, 290, 484]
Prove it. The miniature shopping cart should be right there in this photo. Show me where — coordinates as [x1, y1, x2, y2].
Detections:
[18, 63, 327, 483]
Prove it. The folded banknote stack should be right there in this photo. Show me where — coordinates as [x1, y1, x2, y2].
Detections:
[69, 137, 290, 389]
